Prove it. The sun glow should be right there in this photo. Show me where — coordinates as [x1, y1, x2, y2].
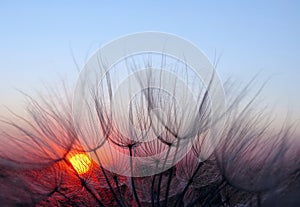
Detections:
[69, 153, 91, 175]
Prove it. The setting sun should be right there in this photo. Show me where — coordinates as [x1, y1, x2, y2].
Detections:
[69, 153, 91, 175]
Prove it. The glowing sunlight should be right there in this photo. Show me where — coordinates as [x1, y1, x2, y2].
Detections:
[69, 153, 91, 175]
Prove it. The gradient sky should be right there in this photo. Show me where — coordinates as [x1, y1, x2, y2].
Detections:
[0, 1, 299, 129]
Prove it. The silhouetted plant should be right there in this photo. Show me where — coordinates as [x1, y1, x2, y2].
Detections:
[0, 65, 299, 207]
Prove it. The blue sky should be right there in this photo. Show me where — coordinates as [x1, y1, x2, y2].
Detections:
[0, 1, 299, 126]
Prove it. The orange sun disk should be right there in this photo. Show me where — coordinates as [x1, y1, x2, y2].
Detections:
[69, 153, 92, 175]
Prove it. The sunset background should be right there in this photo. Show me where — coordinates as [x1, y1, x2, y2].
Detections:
[0, 1, 299, 133]
[1, 2, 300, 206]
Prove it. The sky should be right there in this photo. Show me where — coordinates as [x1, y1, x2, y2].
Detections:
[0, 1, 299, 130]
